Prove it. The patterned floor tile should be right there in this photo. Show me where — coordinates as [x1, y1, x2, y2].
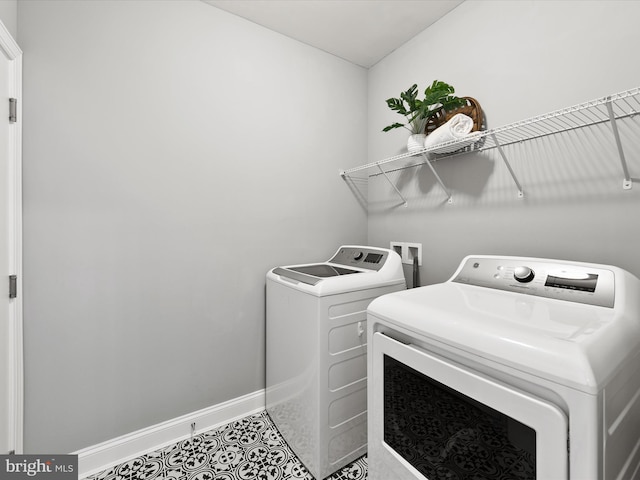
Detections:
[84, 411, 367, 480]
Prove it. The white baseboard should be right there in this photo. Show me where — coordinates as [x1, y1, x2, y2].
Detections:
[74, 389, 265, 479]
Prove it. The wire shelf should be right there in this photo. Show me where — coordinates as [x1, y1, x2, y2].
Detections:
[340, 87, 639, 203]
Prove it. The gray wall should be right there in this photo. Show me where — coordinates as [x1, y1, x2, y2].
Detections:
[19, 0, 640, 455]
[18, 0, 367, 452]
[0, 0, 17, 39]
[368, 0, 640, 286]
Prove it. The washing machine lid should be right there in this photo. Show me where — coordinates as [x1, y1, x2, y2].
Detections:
[368, 255, 640, 394]
[273, 264, 361, 286]
[267, 245, 406, 295]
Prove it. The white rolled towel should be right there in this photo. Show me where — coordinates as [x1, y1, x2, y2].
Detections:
[424, 113, 478, 152]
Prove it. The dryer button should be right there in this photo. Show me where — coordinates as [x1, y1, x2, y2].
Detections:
[514, 266, 535, 283]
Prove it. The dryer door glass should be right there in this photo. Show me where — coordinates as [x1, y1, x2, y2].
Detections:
[385, 355, 536, 479]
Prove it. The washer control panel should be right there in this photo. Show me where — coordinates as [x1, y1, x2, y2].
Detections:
[452, 256, 615, 307]
[329, 246, 390, 271]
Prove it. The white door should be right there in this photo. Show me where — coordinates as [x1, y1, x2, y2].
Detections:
[0, 21, 22, 454]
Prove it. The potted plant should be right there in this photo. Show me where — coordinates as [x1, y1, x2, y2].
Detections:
[383, 80, 465, 151]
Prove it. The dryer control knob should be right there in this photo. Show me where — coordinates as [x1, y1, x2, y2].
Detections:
[353, 251, 364, 261]
[514, 266, 535, 283]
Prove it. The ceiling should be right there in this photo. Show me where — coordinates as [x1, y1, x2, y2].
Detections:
[202, 0, 465, 68]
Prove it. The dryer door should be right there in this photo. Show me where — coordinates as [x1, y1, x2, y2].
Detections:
[369, 332, 569, 480]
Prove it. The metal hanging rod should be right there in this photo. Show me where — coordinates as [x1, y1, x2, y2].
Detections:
[419, 153, 453, 204]
[376, 164, 408, 207]
[491, 133, 524, 198]
[606, 98, 632, 190]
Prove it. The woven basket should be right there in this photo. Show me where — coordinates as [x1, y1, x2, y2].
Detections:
[424, 96, 484, 136]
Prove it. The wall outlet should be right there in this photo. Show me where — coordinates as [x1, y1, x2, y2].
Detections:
[390, 242, 422, 266]
[390, 242, 404, 259]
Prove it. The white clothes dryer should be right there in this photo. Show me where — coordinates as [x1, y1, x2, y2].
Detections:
[266, 245, 405, 479]
[367, 255, 640, 480]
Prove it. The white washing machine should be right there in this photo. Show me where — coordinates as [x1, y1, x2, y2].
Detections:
[367, 255, 640, 480]
[266, 245, 405, 479]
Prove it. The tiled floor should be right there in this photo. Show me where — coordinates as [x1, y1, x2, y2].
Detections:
[84, 411, 367, 480]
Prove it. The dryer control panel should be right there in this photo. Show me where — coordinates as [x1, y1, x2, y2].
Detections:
[452, 256, 615, 307]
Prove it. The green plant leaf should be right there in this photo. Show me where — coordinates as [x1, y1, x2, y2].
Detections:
[399, 84, 419, 111]
[382, 122, 405, 132]
[423, 80, 455, 105]
[382, 80, 465, 133]
[385, 97, 408, 115]
[440, 95, 466, 111]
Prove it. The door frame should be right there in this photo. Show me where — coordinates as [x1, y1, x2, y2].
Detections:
[0, 19, 22, 454]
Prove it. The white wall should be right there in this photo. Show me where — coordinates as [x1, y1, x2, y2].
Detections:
[368, 0, 640, 286]
[18, 0, 367, 453]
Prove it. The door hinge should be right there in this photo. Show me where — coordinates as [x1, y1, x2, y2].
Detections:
[9, 97, 17, 123]
[9, 275, 17, 299]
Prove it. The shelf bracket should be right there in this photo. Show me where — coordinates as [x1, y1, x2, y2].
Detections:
[419, 154, 453, 204]
[606, 98, 633, 190]
[491, 133, 524, 198]
[376, 164, 408, 207]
